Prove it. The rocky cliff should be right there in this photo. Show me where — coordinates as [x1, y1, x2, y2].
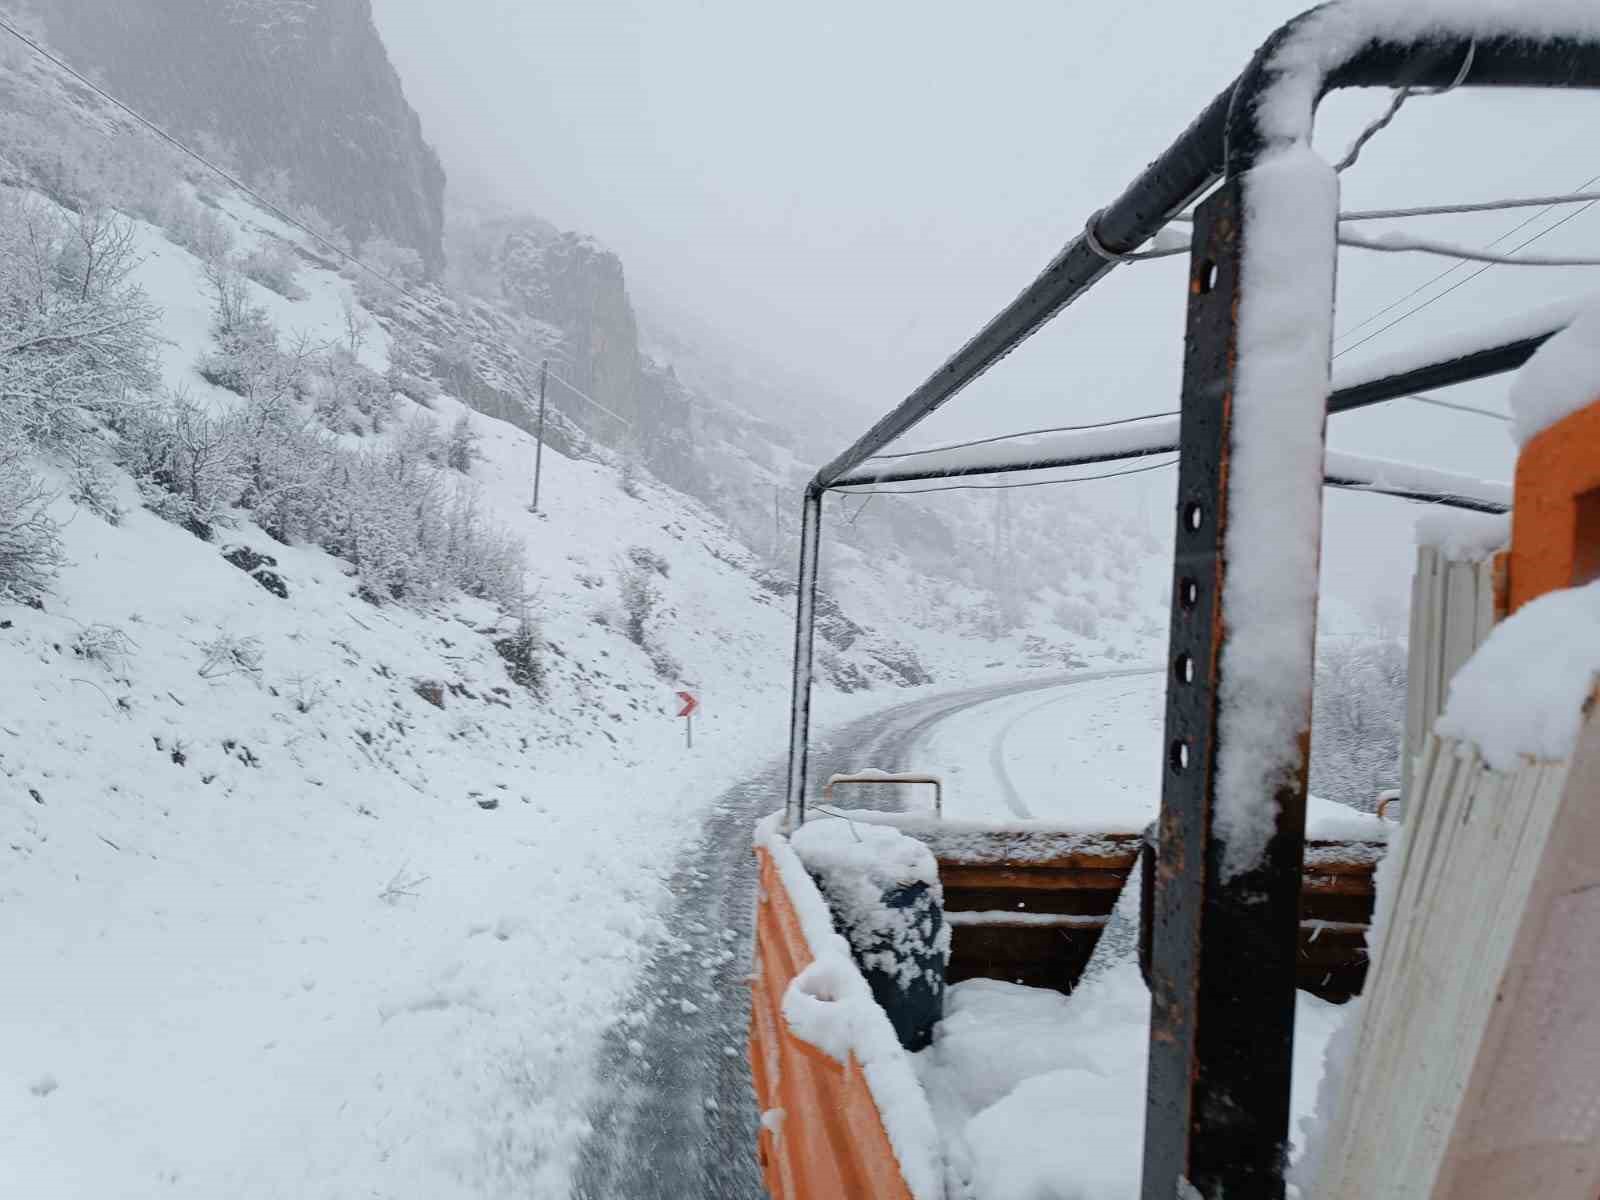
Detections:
[31, 0, 446, 270]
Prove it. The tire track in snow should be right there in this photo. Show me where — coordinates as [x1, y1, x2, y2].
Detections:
[982, 667, 1164, 818]
[567, 668, 1154, 1199]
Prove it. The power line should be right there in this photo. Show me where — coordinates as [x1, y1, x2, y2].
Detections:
[0, 13, 640, 435]
[1340, 190, 1600, 222]
[1336, 192, 1600, 359]
[1337, 228, 1600, 268]
[1404, 392, 1509, 421]
[1331, 171, 1600, 355]
[0, 13, 411, 301]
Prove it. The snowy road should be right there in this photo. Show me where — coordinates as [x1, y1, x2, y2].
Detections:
[570, 667, 1158, 1199]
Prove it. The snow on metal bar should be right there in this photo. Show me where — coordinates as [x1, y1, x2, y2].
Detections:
[833, 423, 1508, 512]
[1323, 450, 1509, 512]
[831, 417, 1181, 487]
[1330, 296, 1583, 415]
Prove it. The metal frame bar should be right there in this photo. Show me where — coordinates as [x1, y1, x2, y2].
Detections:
[783, 486, 823, 830]
[778, 8, 1600, 1196]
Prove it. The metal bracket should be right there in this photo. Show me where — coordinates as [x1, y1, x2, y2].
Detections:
[821, 771, 943, 819]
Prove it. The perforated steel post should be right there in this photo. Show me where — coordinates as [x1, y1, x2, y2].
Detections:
[1141, 182, 1316, 1200]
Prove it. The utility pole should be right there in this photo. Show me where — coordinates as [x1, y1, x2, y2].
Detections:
[530, 359, 548, 514]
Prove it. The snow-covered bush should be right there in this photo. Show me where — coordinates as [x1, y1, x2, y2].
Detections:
[69, 458, 124, 525]
[166, 197, 234, 264]
[198, 629, 264, 679]
[123, 393, 244, 538]
[312, 346, 392, 434]
[71, 622, 135, 675]
[384, 328, 438, 405]
[618, 547, 680, 679]
[1310, 634, 1406, 811]
[0, 193, 159, 457]
[195, 261, 305, 405]
[445, 411, 478, 472]
[349, 235, 424, 310]
[0, 437, 61, 602]
[494, 604, 545, 694]
[617, 555, 659, 647]
[239, 239, 306, 301]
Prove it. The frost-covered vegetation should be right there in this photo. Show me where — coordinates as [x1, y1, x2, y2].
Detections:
[1310, 632, 1407, 810]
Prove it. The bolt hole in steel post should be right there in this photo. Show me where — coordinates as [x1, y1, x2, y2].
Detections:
[1196, 259, 1217, 294]
[1174, 653, 1195, 685]
[1179, 578, 1200, 609]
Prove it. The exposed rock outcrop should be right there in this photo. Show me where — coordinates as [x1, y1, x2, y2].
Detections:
[32, 0, 446, 270]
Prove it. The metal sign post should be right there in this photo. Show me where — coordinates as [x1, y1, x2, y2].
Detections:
[677, 690, 699, 748]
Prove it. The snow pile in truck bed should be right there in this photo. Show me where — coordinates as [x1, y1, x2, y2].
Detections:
[755, 813, 945, 1200]
[1436, 580, 1600, 769]
[914, 965, 1343, 1200]
[1508, 294, 1600, 446]
[791, 817, 948, 990]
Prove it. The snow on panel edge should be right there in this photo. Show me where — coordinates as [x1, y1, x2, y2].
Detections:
[1435, 580, 1600, 770]
[1508, 296, 1600, 447]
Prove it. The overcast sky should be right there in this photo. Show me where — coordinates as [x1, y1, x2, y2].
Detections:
[372, 0, 1600, 616]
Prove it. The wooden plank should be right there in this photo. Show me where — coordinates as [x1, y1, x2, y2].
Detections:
[939, 864, 1132, 892]
[1310, 733, 1577, 1200]
[1437, 709, 1600, 1197]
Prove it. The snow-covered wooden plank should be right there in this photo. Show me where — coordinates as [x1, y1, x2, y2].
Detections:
[1434, 708, 1600, 1198]
[1310, 732, 1579, 1200]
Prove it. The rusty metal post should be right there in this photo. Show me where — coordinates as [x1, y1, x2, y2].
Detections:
[1140, 181, 1315, 1200]
[783, 486, 824, 829]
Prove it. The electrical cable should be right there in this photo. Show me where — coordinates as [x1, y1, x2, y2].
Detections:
[1336, 228, 1600, 267]
[1336, 194, 1600, 359]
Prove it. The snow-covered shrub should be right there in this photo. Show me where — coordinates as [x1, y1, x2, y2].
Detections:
[312, 346, 392, 434]
[1310, 634, 1406, 811]
[617, 553, 660, 648]
[71, 622, 135, 675]
[619, 449, 642, 498]
[166, 197, 234, 264]
[195, 261, 305, 404]
[239, 239, 306, 301]
[385, 329, 437, 405]
[122, 392, 244, 538]
[442, 490, 525, 608]
[198, 630, 264, 680]
[495, 604, 545, 694]
[445, 411, 479, 472]
[69, 458, 124, 525]
[0, 194, 159, 457]
[234, 387, 329, 544]
[396, 412, 445, 467]
[0, 438, 61, 603]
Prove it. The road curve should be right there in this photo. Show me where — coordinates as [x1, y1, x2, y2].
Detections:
[569, 668, 1151, 1199]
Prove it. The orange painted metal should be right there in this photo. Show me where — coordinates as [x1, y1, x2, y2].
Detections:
[1509, 399, 1600, 612]
[748, 846, 918, 1200]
